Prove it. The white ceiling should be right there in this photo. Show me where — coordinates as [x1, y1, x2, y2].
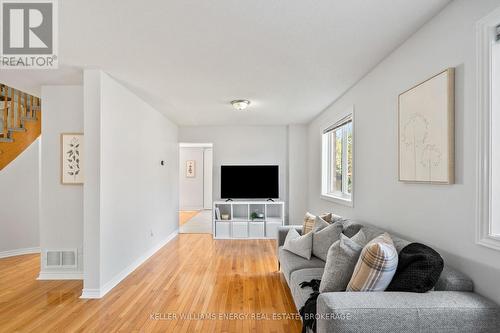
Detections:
[2, 0, 451, 125]
[0, 66, 82, 97]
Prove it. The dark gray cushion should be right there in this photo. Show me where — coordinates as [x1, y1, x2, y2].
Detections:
[340, 219, 364, 238]
[387, 243, 444, 293]
[279, 246, 325, 284]
[289, 268, 324, 310]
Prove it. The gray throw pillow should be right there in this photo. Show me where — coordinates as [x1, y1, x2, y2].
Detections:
[319, 230, 367, 293]
[283, 228, 313, 260]
[312, 217, 343, 261]
[330, 213, 348, 224]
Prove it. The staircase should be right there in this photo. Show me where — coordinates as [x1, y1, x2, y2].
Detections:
[0, 84, 41, 170]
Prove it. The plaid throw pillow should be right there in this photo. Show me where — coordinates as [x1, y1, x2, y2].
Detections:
[302, 212, 334, 234]
[346, 232, 398, 292]
[302, 212, 316, 234]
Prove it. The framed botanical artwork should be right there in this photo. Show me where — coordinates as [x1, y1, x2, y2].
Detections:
[398, 68, 455, 184]
[186, 160, 195, 178]
[61, 133, 84, 185]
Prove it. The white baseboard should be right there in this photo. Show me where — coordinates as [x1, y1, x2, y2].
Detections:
[80, 229, 178, 299]
[80, 288, 101, 299]
[0, 247, 40, 259]
[38, 270, 84, 280]
[180, 206, 204, 211]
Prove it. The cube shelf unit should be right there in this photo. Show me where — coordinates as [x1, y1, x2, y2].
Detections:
[213, 200, 285, 239]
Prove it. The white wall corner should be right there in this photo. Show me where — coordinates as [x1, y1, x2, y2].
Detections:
[0, 247, 40, 259]
[80, 229, 178, 299]
[80, 289, 101, 299]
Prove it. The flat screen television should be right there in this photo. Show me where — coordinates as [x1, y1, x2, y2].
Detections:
[221, 165, 279, 199]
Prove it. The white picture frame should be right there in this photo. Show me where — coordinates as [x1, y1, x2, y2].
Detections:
[398, 68, 455, 184]
[61, 133, 84, 185]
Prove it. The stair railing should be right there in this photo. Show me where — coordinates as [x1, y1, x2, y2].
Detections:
[8, 86, 14, 129]
[1, 85, 8, 137]
[0, 84, 40, 139]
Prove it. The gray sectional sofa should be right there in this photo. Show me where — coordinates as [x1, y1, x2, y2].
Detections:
[277, 220, 500, 333]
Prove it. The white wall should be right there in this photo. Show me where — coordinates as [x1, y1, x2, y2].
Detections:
[179, 126, 289, 218]
[83, 71, 102, 291]
[179, 146, 213, 210]
[179, 147, 204, 210]
[307, 0, 500, 304]
[178, 125, 311, 223]
[83, 70, 179, 297]
[288, 125, 309, 225]
[0, 139, 40, 255]
[39, 86, 83, 278]
[203, 148, 213, 209]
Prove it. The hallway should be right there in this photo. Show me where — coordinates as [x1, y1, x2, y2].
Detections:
[179, 210, 212, 234]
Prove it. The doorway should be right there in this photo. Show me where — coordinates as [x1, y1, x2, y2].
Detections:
[179, 143, 213, 233]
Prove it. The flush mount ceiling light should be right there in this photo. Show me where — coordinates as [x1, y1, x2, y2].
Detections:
[231, 99, 250, 111]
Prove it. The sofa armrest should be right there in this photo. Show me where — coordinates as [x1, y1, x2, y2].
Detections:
[277, 225, 303, 247]
[316, 291, 500, 333]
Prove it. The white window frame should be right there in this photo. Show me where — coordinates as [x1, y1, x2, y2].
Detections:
[476, 7, 500, 251]
[320, 107, 354, 207]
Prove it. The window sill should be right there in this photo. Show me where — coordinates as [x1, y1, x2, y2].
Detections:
[476, 235, 500, 252]
[320, 193, 353, 207]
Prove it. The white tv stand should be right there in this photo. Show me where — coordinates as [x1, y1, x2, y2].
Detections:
[213, 200, 285, 239]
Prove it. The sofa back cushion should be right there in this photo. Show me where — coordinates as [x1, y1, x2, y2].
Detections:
[358, 224, 412, 252]
[340, 219, 363, 238]
[434, 265, 474, 292]
[352, 222, 474, 292]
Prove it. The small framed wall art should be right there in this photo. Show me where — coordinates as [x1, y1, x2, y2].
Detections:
[398, 68, 455, 184]
[186, 160, 195, 178]
[61, 133, 84, 185]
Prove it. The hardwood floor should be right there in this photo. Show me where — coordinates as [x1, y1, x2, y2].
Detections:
[0, 234, 301, 332]
[179, 210, 201, 226]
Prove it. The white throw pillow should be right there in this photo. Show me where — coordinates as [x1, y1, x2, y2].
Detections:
[283, 228, 313, 260]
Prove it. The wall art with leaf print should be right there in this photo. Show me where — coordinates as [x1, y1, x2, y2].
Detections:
[398, 68, 454, 184]
[186, 160, 195, 178]
[61, 133, 84, 184]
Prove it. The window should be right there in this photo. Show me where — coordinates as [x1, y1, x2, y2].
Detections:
[321, 113, 353, 206]
[476, 8, 500, 250]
